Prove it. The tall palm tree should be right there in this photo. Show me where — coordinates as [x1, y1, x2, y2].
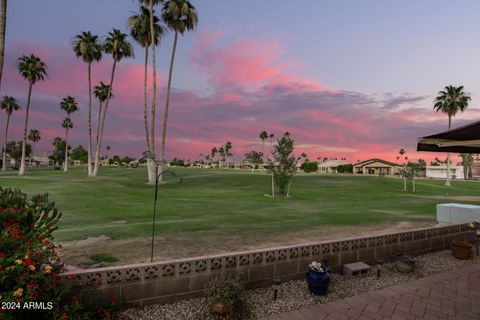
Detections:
[128, 4, 165, 182]
[93, 81, 111, 155]
[434, 85, 471, 186]
[60, 96, 79, 172]
[17, 54, 47, 176]
[0, 0, 7, 90]
[160, 0, 198, 170]
[260, 131, 268, 154]
[93, 29, 133, 176]
[225, 141, 232, 164]
[210, 147, 217, 165]
[1, 96, 19, 171]
[27, 128, 40, 167]
[72, 31, 103, 176]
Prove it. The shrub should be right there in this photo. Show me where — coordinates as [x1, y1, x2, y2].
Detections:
[207, 278, 251, 319]
[0, 187, 117, 319]
[337, 164, 353, 173]
[301, 162, 318, 173]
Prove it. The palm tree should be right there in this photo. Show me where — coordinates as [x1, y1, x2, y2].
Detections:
[0, 0, 7, 90]
[434, 85, 471, 186]
[160, 0, 198, 169]
[127, 5, 164, 152]
[60, 96, 79, 172]
[72, 31, 102, 176]
[1, 96, 19, 171]
[260, 130, 268, 153]
[17, 54, 47, 176]
[225, 141, 233, 164]
[268, 133, 275, 159]
[93, 81, 111, 155]
[27, 129, 40, 167]
[210, 147, 217, 165]
[93, 29, 134, 176]
[128, 4, 165, 182]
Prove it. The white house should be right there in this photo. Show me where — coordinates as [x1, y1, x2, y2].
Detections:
[318, 160, 349, 173]
[426, 165, 464, 180]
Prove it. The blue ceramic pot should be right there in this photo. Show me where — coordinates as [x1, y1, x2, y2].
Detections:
[306, 268, 331, 295]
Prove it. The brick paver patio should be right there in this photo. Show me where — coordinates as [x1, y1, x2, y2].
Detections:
[264, 263, 480, 320]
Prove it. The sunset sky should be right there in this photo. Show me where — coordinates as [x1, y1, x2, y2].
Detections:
[4, 1, 480, 163]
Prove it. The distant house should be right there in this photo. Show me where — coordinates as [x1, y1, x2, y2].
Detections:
[353, 158, 401, 176]
[426, 166, 464, 180]
[318, 160, 349, 173]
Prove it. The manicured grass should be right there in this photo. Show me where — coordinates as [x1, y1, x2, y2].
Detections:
[1, 167, 480, 243]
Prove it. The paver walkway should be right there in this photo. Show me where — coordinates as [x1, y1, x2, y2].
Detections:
[264, 263, 480, 320]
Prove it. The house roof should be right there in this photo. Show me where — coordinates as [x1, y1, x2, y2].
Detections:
[353, 158, 400, 167]
[417, 120, 480, 153]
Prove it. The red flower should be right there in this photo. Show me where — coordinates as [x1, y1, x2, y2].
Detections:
[104, 311, 110, 318]
[50, 284, 56, 289]
[0, 252, 6, 258]
[62, 312, 68, 319]
[97, 307, 103, 314]
[26, 284, 35, 290]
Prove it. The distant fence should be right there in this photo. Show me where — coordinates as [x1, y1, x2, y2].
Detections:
[62, 224, 474, 308]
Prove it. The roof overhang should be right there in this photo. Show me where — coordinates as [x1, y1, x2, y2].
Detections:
[417, 120, 480, 153]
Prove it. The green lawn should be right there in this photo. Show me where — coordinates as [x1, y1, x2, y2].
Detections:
[2, 167, 479, 241]
[2, 167, 480, 265]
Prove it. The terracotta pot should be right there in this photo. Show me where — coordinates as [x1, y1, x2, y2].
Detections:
[211, 303, 226, 315]
[451, 240, 473, 260]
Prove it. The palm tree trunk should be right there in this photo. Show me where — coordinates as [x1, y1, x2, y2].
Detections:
[159, 31, 179, 181]
[87, 63, 93, 176]
[92, 61, 116, 176]
[30, 142, 34, 168]
[64, 127, 69, 172]
[2, 114, 9, 171]
[148, 0, 157, 184]
[19, 83, 32, 176]
[144, 46, 150, 151]
[143, 45, 155, 183]
[0, 0, 7, 91]
[445, 116, 452, 186]
[96, 101, 103, 149]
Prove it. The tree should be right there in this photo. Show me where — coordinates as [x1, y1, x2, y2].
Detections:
[210, 147, 218, 165]
[268, 132, 297, 196]
[48, 137, 68, 166]
[17, 54, 47, 176]
[225, 141, 233, 164]
[70, 145, 88, 163]
[459, 154, 473, 180]
[127, 4, 165, 182]
[4, 141, 31, 169]
[60, 96, 78, 172]
[93, 29, 134, 176]
[244, 150, 263, 169]
[259, 131, 268, 155]
[0, 0, 7, 90]
[434, 85, 470, 186]
[1, 96, 19, 171]
[398, 148, 407, 191]
[27, 128, 40, 167]
[93, 81, 111, 157]
[218, 147, 225, 167]
[160, 0, 198, 175]
[72, 31, 102, 176]
[268, 133, 275, 159]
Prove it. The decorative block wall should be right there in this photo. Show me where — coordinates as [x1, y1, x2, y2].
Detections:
[62, 224, 474, 308]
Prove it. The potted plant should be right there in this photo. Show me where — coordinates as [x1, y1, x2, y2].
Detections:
[395, 253, 416, 272]
[207, 278, 250, 319]
[468, 220, 480, 256]
[451, 239, 474, 260]
[306, 260, 331, 295]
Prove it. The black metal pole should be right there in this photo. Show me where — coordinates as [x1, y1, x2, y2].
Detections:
[151, 164, 159, 262]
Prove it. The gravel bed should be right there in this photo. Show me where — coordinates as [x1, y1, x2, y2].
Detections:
[120, 250, 479, 320]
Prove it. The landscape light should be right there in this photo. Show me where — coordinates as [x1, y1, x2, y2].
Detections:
[272, 278, 281, 301]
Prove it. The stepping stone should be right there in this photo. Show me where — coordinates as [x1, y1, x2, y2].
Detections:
[343, 262, 370, 277]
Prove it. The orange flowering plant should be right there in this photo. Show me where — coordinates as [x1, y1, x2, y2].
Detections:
[0, 188, 118, 319]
